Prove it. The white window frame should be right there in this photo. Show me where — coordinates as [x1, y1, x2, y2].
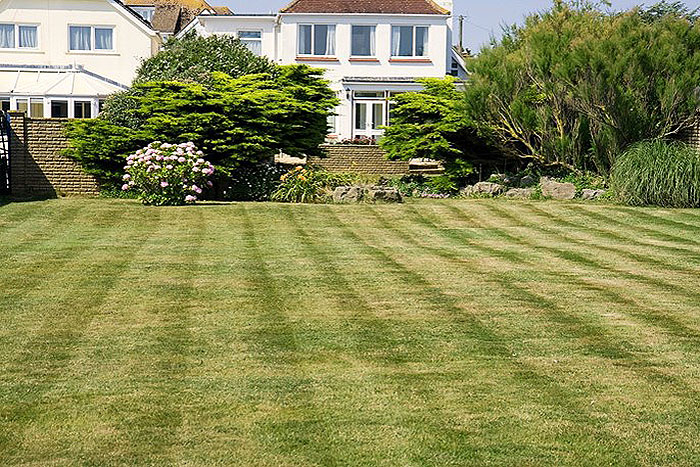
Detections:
[0, 23, 39, 50]
[237, 29, 263, 56]
[391, 25, 429, 58]
[68, 25, 115, 53]
[350, 24, 377, 58]
[297, 24, 336, 57]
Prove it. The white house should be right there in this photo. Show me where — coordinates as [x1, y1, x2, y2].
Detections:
[0, 0, 160, 118]
[180, 0, 467, 141]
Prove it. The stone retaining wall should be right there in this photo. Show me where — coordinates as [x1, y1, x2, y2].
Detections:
[8, 112, 99, 197]
[308, 144, 410, 175]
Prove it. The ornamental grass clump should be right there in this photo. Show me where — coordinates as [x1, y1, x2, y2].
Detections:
[122, 142, 214, 206]
[611, 140, 700, 208]
[271, 166, 357, 203]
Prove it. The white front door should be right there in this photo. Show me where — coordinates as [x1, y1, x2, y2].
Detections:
[354, 100, 385, 139]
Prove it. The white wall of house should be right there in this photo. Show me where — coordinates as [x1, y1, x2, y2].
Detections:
[0, 0, 159, 86]
[277, 14, 451, 82]
[183, 10, 458, 140]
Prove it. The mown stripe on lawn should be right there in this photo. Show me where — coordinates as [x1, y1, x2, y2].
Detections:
[475, 202, 700, 340]
[325, 205, 642, 464]
[519, 202, 700, 270]
[0, 205, 159, 462]
[570, 204, 700, 249]
[237, 204, 353, 466]
[479, 202, 700, 305]
[391, 203, 700, 397]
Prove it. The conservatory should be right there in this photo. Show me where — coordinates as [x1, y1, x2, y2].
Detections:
[0, 65, 125, 119]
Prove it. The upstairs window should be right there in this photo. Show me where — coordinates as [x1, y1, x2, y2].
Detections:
[69, 26, 113, 51]
[0, 24, 38, 49]
[298, 24, 335, 56]
[351, 26, 375, 57]
[238, 30, 262, 56]
[391, 26, 429, 57]
[131, 6, 155, 23]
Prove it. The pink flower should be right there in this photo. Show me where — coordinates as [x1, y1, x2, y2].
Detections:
[123, 174, 131, 180]
[185, 195, 197, 203]
[166, 165, 173, 170]
[121, 184, 129, 191]
[192, 185, 202, 194]
[156, 155, 163, 161]
[161, 181, 169, 188]
[178, 157, 186, 163]
[202, 168, 211, 175]
[206, 181, 213, 187]
[192, 166, 200, 172]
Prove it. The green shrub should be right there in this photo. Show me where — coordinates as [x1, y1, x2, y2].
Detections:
[224, 162, 288, 201]
[65, 68, 337, 189]
[611, 140, 700, 207]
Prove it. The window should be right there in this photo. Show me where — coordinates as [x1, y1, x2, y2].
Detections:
[69, 26, 113, 51]
[16, 99, 28, 114]
[327, 114, 337, 134]
[30, 99, 44, 118]
[354, 91, 384, 99]
[0, 24, 38, 49]
[1, 99, 9, 112]
[391, 26, 429, 57]
[74, 101, 92, 119]
[298, 24, 335, 56]
[98, 99, 106, 114]
[51, 100, 68, 118]
[238, 30, 262, 56]
[351, 26, 375, 57]
[131, 6, 155, 23]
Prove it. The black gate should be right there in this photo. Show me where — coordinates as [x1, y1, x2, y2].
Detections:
[0, 111, 9, 195]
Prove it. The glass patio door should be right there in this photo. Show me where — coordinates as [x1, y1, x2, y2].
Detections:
[354, 101, 385, 139]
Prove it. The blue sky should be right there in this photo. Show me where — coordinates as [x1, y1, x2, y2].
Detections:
[216, 1, 700, 52]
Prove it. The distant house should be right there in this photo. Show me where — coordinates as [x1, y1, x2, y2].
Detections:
[0, 0, 160, 118]
[124, 0, 232, 40]
[180, 0, 468, 141]
[0, 0, 233, 119]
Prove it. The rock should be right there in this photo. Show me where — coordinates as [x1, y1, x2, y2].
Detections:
[540, 177, 576, 200]
[367, 186, 402, 203]
[520, 175, 536, 187]
[473, 182, 505, 196]
[333, 186, 364, 203]
[505, 188, 535, 199]
[460, 185, 474, 197]
[581, 189, 606, 200]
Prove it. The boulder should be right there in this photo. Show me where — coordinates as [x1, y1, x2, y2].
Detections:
[540, 177, 576, 200]
[366, 186, 402, 203]
[520, 175, 537, 187]
[333, 186, 364, 203]
[461, 185, 474, 197]
[581, 189, 606, 200]
[505, 188, 535, 199]
[473, 181, 505, 196]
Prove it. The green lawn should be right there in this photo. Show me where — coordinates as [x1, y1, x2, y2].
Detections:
[1, 198, 699, 466]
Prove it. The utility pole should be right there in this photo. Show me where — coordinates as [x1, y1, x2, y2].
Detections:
[458, 15, 465, 55]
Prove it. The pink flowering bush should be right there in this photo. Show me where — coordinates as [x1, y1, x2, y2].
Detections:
[121, 141, 214, 205]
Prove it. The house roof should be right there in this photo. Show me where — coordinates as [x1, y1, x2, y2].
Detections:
[123, 0, 229, 34]
[280, 0, 449, 15]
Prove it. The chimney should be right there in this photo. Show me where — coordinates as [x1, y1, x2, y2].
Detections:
[433, 0, 453, 14]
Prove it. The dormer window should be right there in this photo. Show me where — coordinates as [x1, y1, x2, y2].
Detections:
[298, 24, 335, 56]
[131, 6, 156, 23]
[391, 26, 429, 57]
[0, 24, 38, 49]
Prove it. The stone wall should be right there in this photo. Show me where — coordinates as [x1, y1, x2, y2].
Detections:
[308, 144, 410, 175]
[686, 121, 700, 151]
[8, 112, 99, 197]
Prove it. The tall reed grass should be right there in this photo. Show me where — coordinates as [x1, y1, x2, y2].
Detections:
[611, 140, 700, 208]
